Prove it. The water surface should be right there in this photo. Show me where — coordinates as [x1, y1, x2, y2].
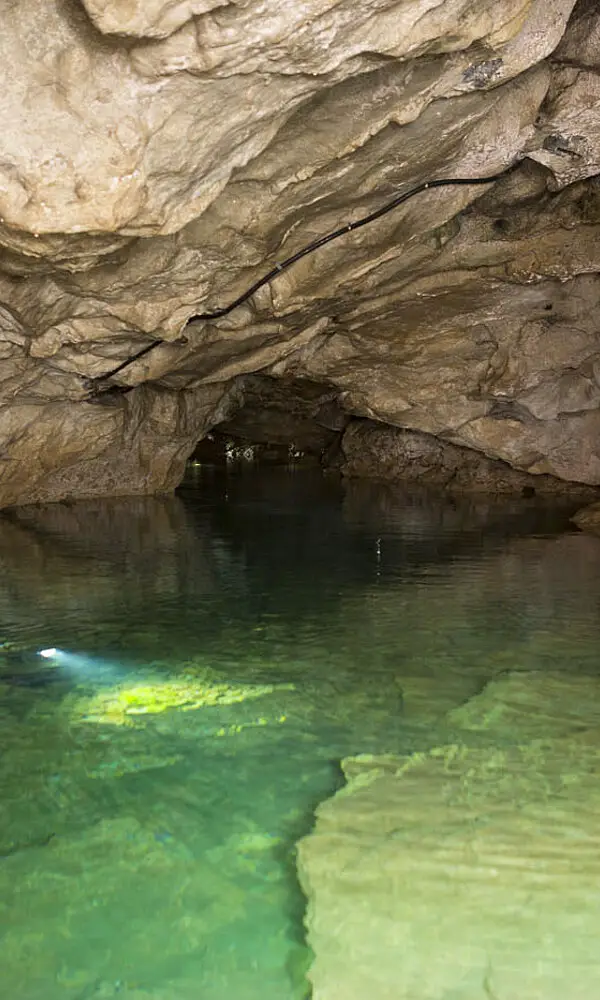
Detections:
[1, 465, 599, 1000]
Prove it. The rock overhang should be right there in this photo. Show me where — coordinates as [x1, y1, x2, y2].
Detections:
[1, 0, 600, 505]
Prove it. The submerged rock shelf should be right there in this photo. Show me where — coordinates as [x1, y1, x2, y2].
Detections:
[3, 470, 600, 997]
[298, 670, 600, 1000]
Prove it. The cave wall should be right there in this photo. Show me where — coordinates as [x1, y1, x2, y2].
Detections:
[1, 0, 600, 504]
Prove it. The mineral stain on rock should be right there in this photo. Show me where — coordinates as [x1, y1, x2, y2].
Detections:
[462, 57, 504, 88]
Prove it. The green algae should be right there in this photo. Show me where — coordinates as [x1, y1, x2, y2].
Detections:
[69, 674, 295, 725]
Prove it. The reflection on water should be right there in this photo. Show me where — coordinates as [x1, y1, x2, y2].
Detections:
[1, 466, 599, 999]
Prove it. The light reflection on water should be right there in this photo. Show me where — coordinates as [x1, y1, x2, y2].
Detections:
[0, 466, 599, 1000]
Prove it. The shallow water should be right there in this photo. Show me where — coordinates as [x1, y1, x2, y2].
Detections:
[1, 465, 599, 1000]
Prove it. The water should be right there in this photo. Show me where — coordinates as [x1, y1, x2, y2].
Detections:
[1, 464, 599, 1000]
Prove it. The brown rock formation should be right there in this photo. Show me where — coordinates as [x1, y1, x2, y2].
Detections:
[340, 418, 600, 493]
[572, 498, 600, 536]
[1, 0, 600, 504]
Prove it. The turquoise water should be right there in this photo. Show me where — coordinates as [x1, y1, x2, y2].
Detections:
[1, 465, 600, 1000]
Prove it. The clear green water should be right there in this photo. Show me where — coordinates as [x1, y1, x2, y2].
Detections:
[1, 465, 599, 1000]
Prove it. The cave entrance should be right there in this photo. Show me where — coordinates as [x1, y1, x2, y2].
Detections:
[189, 375, 350, 468]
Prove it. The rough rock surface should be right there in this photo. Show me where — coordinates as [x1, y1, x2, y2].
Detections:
[297, 671, 600, 1000]
[2, 0, 600, 504]
[340, 418, 600, 494]
[208, 374, 349, 458]
[571, 499, 600, 536]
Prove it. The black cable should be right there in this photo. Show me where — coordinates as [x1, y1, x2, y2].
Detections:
[84, 340, 159, 393]
[85, 162, 519, 396]
[189, 166, 518, 321]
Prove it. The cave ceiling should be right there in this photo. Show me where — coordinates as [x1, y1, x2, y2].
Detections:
[1, 0, 600, 505]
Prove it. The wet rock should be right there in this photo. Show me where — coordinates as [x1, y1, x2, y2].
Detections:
[209, 375, 349, 458]
[571, 499, 600, 536]
[298, 688, 600, 1000]
[0, 382, 235, 506]
[339, 418, 600, 494]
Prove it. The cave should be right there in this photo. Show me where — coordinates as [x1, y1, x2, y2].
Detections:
[188, 374, 349, 468]
[3, 2, 600, 998]
[1, 0, 600, 525]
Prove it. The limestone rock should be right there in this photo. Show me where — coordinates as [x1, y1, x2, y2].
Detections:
[1, 0, 600, 504]
[81, 1, 224, 41]
[571, 499, 600, 537]
[448, 668, 600, 736]
[0, 383, 235, 507]
[211, 374, 349, 457]
[339, 417, 600, 493]
[298, 672, 600, 999]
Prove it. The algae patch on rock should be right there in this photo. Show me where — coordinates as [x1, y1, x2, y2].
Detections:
[69, 672, 295, 725]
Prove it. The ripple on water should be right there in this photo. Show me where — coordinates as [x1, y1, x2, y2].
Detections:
[1, 467, 599, 999]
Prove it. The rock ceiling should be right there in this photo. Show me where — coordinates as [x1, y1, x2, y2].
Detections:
[1, 0, 600, 505]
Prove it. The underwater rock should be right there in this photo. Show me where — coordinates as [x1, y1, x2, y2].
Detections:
[298, 723, 600, 999]
[448, 668, 600, 736]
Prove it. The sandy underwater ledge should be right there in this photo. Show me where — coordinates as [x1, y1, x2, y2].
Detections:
[296, 668, 600, 1000]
